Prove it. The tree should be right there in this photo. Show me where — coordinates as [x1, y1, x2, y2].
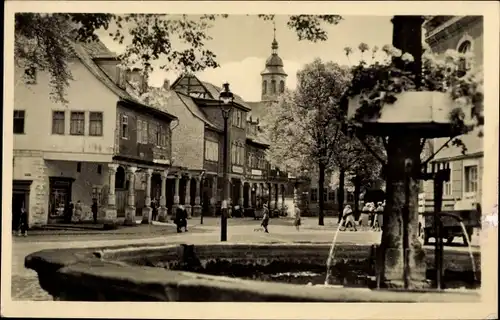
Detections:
[330, 133, 385, 221]
[264, 59, 352, 225]
[14, 13, 342, 104]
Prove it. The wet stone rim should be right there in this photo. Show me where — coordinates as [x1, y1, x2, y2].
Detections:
[25, 242, 481, 302]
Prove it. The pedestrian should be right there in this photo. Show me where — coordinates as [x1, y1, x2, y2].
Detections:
[340, 205, 357, 231]
[359, 202, 371, 227]
[261, 203, 270, 233]
[151, 199, 158, 222]
[64, 201, 74, 223]
[294, 204, 301, 231]
[18, 207, 28, 236]
[91, 198, 99, 224]
[373, 202, 384, 231]
[74, 200, 83, 222]
[181, 204, 188, 232]
[175, 205, 185, 233]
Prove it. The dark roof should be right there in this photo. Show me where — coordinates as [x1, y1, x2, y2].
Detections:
[175, 92, 219, 130]
[170, 74, 251, 111]
[73, 41, 177, 121]
[80, 40, 118, 59]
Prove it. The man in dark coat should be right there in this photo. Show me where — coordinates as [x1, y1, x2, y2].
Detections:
[91, 198, 99, 224]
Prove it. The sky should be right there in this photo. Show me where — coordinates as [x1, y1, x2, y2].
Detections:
[98, 15, 394, 102]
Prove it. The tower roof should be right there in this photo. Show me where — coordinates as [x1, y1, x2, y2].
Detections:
[261, 21, 287, 76]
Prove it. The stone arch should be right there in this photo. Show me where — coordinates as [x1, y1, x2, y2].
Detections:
[115, 166, 126, 189]
[271, 79, 277, 94]
[279, 80, 285, 93]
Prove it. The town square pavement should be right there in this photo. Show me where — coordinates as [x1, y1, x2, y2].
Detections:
[9, 217, 479, 301]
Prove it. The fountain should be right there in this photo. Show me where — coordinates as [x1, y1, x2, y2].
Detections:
[23, 16, 482, 302]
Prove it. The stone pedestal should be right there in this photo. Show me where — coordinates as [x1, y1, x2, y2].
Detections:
[185, 205, 192, 219]
[141, 207, 153, 224]
[193, 205, 202, 217]
[158, 207, 168, 222]
[124, 207, 136, 226]
[100, 206, 117, 224]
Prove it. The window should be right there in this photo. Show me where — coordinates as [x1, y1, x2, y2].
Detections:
[24, 67, 37, 84]
[89, 112, 103, 136]
[329, 190, 336, 203]
[271, 80, 276, 94]
[121, 114, 129, 139]
[149, 121, 159, 145]
[464, 165, 478, 193]
[231, 142, 245, 165]
[262, 80, 267, 95]
[77, 162, 82, 173]
[97, 164, 102, 174]
[52, 111, 65, 135]
[204, 139, 219, 162]
[13, 110, 25, 134]
[70, 112, 85, 135]
[159, 125, 168, 147]
[279, 80, 285, 93]
[443, 162, 453, 196]
[232, 109, 245, 128]
[137, 119, 144, 143]
[311, 188, 318, 202]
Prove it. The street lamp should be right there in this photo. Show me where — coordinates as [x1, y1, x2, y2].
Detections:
[219, 82, 234, 242]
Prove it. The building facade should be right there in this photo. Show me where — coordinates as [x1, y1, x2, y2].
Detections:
[419, 16, 483, 212]
[13, 40, 179, 227]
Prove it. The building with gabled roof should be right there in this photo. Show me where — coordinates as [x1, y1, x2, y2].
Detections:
[419, 16, 484, 213]
[12, 38, 187, 227]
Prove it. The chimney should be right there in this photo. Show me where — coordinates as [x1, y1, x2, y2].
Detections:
[163, 79, 170, 91]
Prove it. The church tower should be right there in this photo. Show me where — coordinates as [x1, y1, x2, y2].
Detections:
[261, 22, 287, 102]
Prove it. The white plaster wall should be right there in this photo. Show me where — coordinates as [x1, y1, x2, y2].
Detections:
[13, 150, 49, 226]
[14, 61, 117, 156]
[167, 94, 205, 170]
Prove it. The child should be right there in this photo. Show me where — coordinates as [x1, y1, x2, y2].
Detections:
[261, 203, 270, 233]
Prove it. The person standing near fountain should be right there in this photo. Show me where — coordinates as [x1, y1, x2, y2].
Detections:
[373, 202, 384, 231]
[359, 202, 371, 228]
[340, 205, 357, 231]
[294, 204, 301, 231]
[261, 203, 270, 233]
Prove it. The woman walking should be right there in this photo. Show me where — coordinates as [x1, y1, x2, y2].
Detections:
[261, 203, 270, 233]
[294, 204, 301, 231]
[18, 207, 28, 237]
[340, 205, 357, 231]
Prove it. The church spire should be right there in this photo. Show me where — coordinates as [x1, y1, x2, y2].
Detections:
[271, 20, 278, 53]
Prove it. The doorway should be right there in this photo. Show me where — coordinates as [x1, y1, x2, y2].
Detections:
[48, 177, 74, 224]
[12, 180, 31, 231]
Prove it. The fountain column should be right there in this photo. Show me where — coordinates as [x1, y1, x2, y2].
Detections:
[378, 15, 427, 288]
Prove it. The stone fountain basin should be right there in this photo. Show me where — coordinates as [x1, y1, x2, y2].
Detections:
[25, 242, 481, 302]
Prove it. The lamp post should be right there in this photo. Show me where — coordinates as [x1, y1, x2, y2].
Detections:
[219, 82, 234, 242]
